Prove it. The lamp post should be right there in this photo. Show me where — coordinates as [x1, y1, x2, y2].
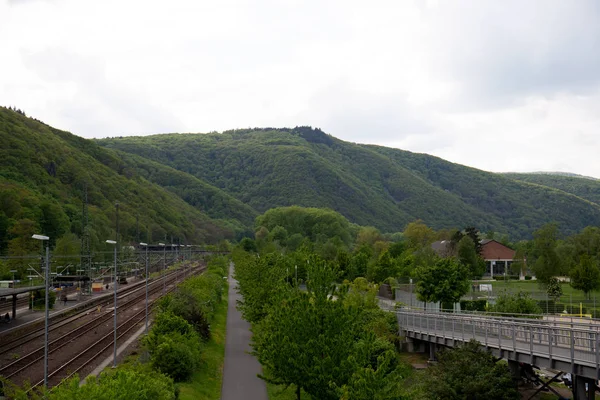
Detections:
[106, 239, 118, 368]
[159, 243, 166, 294]
[140, 242, 149, 334]
[31, 234, 50, 389]
[9, 269, 17, 285]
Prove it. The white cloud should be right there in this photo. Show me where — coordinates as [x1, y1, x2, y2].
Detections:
[1, 0, 599, 178]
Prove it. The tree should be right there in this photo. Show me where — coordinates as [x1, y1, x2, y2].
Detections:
[531, 223, 561, 283]
[233, 252, 289, 324]
[367, 250, 395, 283]
[252, 260, 404, 400]
[546, 277, 563, 303]
[570, 255, 600, 299]
[417, 340, 519, 400]
[489, 291, 542, 317]
[355, 226, 383, 248]
[457, 236, 485, 279]
[403, 220, 435, 251]
[3, 363, 177, 400]
[414, 258, 470, 307]
[464, 226, 483, 255]
[54, 233, 81, 270]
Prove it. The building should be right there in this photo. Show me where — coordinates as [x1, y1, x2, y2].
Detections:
[480, 239, 516, 277]
[431, 239, 517, 277]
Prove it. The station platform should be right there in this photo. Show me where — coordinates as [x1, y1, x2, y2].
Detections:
[0, 275, 145, 335]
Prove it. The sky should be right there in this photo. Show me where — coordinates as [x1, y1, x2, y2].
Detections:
[2, 0, 600, 178]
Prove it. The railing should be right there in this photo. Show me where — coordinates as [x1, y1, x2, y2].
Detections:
[396, 308, 600, 371]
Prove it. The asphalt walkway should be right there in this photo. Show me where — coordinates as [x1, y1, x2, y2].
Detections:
[221, 263, 268, 400]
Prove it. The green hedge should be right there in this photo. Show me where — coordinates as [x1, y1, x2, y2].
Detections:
[493, 275, 520, 281]
[460, 299, 487, 312]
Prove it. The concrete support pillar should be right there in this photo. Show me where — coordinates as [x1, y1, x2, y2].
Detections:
[428, 343, 436, 361]
[12, 294, 17, 319]
[507, 360, 522, 388]
[573, 375, 595, 400]
[406, 338, 416, 353]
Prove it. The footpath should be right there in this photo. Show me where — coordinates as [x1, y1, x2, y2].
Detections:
[221, 263, 268, 400]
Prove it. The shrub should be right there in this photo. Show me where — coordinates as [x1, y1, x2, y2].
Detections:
[524, 275, 532, 280]
[460, 299, 487, 312]
[489, 291, 542, 317]
[3, 363, 177, 400]
[31, 289, 56, 310]
[148, 332, 201, 382]
[493, 275, 519, 281]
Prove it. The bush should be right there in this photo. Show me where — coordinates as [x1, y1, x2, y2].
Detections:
[537, 300, 560, 314]
[562, 304, 588, 315]
[524, 275, 533, 280]
[460, 299, 487, 312]
[149, 332, 201, 382]
[31, 289, 56, 310]
[493, 275, 519, 281]
[489, 291, 542, 317]
[2, 363, 177, 400]
[158, 265, 226, 339]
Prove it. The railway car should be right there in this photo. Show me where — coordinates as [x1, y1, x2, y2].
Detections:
[0, 280, 16, 289]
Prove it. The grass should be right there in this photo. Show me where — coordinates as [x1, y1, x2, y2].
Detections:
[267, 383, 312, 400]
[478, 279, 600, 313]
[489, 279, 597, 301]
[177, 280, 229, 400]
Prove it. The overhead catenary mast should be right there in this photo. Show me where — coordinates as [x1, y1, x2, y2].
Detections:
[80, 185, 92, 293]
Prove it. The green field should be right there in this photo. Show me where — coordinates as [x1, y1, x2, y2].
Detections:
[477, 279, 600, 316]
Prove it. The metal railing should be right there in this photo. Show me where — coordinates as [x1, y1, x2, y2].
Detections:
[396, 308, 600, 373]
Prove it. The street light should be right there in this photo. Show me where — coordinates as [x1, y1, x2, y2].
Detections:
[31, 234, 50, 389]
[159, 243, 166, 294]
[140, 242, 149, 334]
[9, 269, 17, 284]
[106, 239, 118, 368]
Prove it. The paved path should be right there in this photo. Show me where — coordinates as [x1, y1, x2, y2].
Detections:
[221, 263, 268, 400]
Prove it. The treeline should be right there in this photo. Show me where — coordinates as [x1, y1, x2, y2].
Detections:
[97, 126, 600, 239]
[250, 207, 600, 302]
[1, 257, 228, 399]
[233, 249, 408, 399]
[232, 243, 519, 399]
[0, 107, 236, 281]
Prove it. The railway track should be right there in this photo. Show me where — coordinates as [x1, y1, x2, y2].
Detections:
[40, 286, 174, 388]
[0, 263, 204, 390]
[0, 267, 191, 354]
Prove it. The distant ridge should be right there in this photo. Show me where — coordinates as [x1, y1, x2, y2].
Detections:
[96, 127, 600, 239]
[505, 171, 599, 181]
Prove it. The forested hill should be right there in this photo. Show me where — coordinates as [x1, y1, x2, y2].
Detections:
[0, 107, 242, 258]
[97, 127, 600, 239]
[502, 173, 600, 206]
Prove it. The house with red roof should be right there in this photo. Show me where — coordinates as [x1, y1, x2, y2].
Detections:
[431, 238, 517, 277]
[480, 239, 516, 277]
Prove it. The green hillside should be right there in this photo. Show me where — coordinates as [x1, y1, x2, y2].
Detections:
[97, 127, 600, 239]
[0, 107, 237, 260]
[502, 173, 600, 206]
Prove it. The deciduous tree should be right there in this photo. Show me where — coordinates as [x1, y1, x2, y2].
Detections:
[414, 258, 470, 307]
[570, 255, 600, 299]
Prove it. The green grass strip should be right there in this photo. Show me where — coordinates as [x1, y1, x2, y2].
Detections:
[178, 280, 229, 400]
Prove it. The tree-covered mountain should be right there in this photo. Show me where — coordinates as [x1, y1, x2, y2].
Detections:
[0, 107, 240, 261]
[97, 127, 600, 239]
[502, 173, 600, 206]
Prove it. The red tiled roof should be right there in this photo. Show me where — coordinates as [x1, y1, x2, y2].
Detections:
[480, 240, 515, 260]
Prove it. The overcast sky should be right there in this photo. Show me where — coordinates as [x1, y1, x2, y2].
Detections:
[2, 0, 600, 178]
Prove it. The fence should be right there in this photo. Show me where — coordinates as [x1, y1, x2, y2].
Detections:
[397, 309, 600, 378]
